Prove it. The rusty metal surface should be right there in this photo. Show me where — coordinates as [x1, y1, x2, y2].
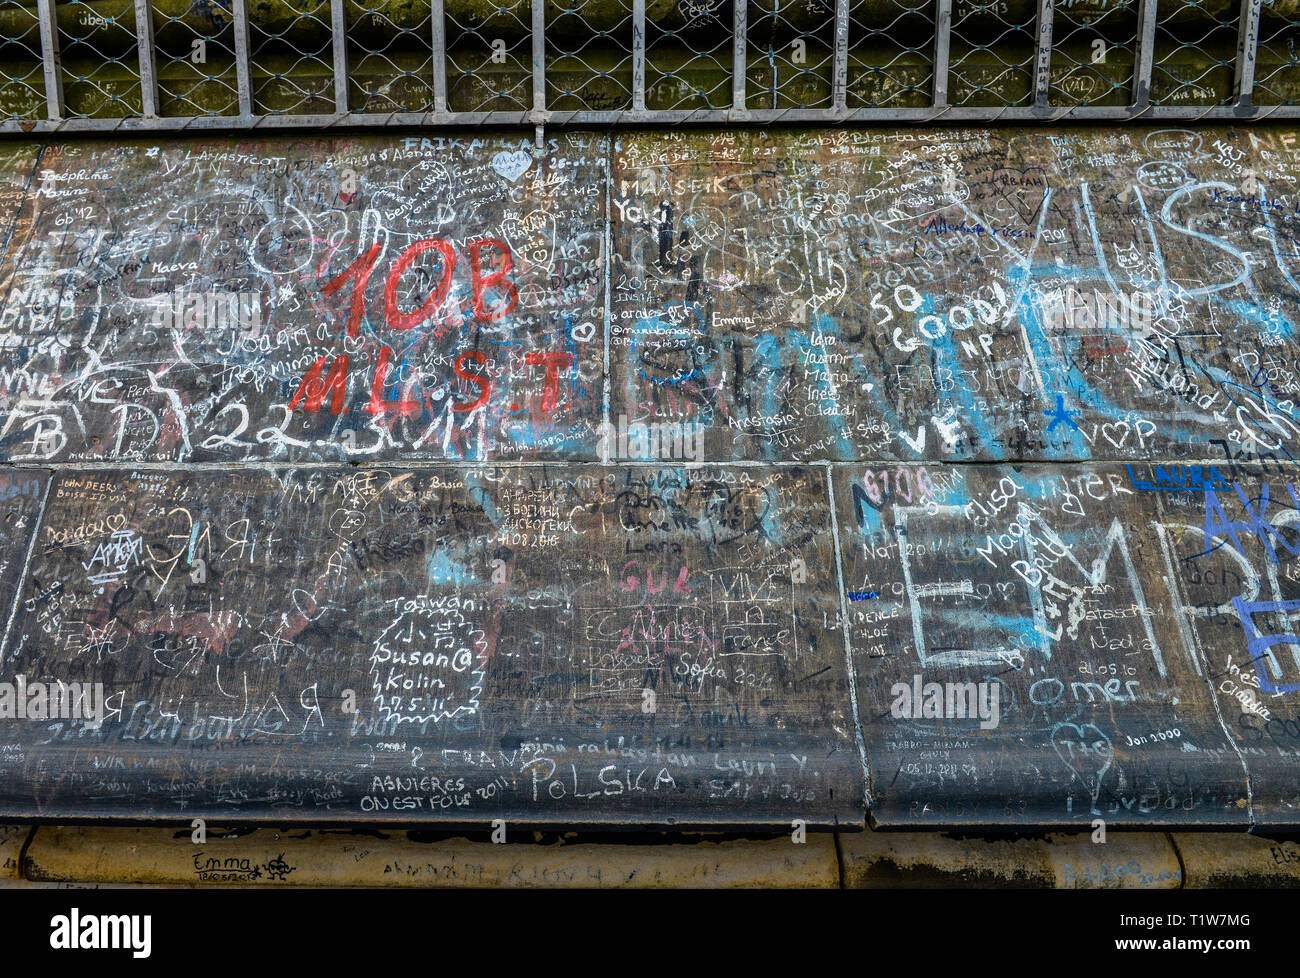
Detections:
[0, 464, 860, 827]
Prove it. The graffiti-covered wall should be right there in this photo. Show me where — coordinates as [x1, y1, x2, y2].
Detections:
[0, 125, 1294, 830]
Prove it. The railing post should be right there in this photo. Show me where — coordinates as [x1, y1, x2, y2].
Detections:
[35, 0, 63, 120]
[331, 0, 349, 113]
[133, 0, 158, 117]
[933, 0, 951, 108]
[832, 0, 849, 112]
[632, 0, 646, 111]
[232, 0, 253, 116]
[1131, 0, 1157, 110]
[432, 0, 448, 113]
[733, 0, 747, 113]
[1235, 0, 1263, 107]
[532, 0, 546, 145]
[1032, 0, 1054, 108]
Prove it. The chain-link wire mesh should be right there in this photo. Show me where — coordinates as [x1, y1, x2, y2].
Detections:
[1048, 0, 1136, 107]
[249, 0, 335, 115]
[345, 0, 434, 113]
[847, 0, 932, 109]
[947, 0, 1038, 107]
[0, 1, 46, 119]
[646, 0, 733, 110]
[59, 0, 143, 118]
[745, 0, 835, 110]
[153, 3, 240, 116]
[1254, 1, 1300, 106]
[1152, 0, 1239, 106]
[548, 0, 633, 111]
[2, 0, 1299, 127]
[445, 1, 531, 112]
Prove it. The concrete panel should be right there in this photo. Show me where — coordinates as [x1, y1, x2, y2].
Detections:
[833, 462, 1256, 829]
[0, 134, 605, 464]
[841, 830, 1182, 888]
[0, 464, 861, 827]
[22, 825, 838, 887]
[1150, 464, 1300, 829]
[0, 123, 1297, 836]
[1173, 833, 1300, 887]
[610, 127, 1300, 465]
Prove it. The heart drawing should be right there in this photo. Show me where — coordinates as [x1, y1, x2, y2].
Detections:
[1051, 720, 1114, 816]
[492, 150, 533, 183]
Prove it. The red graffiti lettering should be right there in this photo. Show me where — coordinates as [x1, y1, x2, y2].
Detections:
[384, 237, 456, 332]
[523, 351, 572, 414]
[289, 354, 350, 415]
[321, 242, 381, 338]
[367, 346, 420, 416]
[468, 239, 519, 322]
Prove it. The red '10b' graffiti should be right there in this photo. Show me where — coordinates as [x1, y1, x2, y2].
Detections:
[288, 236, 571, 418]
[323, 236, 517, 338]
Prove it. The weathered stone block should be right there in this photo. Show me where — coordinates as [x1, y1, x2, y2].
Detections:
[23, 825, 840, 887]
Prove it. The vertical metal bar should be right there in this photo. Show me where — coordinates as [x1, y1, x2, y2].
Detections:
[1131, 0, 1157, 109]
[35, 0, 63, 120]
[832, 0, 849, 111]
[133, 0, 158, 116]
[232, 0, 253, 116]
[330, 0, 349, 112]
[733, 0, 747, 111]
[632, 0, 646, 110]
[1235, 0, 1263, 105]
[431, 0, 448, 113]
[532, 0, 545, 146]
[1032, 0, 1054, 107]
[933, 0, 952, 108]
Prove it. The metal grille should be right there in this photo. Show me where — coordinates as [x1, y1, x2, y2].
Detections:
[59, 0, 142, 118]
[1, 0, 1298, 132]
[747, 0, 836, 110]
[645, 0, 733, 110]
[0, 0, 46, 119]
[947, 0, 1038, 107]
[547, 0, 633, 111]
[1152, 0, 1240, 107]
[1048, 0, 1137, 107]
[346, 0, 434, 114]
[153, 1, 240, 117]
[846, 0, 933, 110]
[1254, 0, 1300, 106]
[248, 0, 334, 116]
[445, 0, 532, 112]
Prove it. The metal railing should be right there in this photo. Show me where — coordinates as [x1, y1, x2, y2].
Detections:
[0, 0, 1296, 136]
